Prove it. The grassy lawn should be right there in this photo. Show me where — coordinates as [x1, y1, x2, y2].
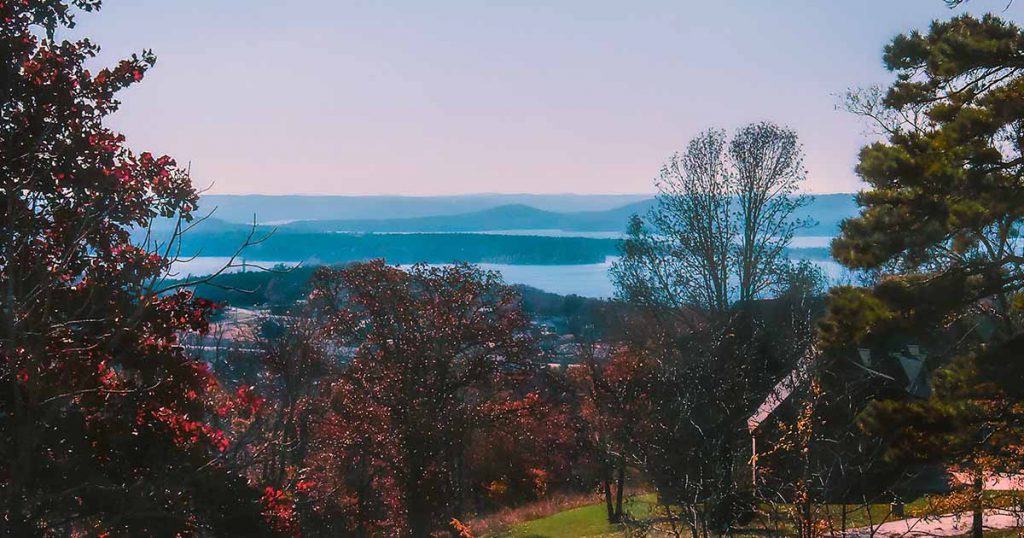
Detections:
[496, 494, 656, 538]
[494, 490, 1024, 538]
[494, 495, 947, 537]
[499, 500, 901, 537]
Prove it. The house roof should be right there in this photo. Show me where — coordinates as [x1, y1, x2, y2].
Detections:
[747, 347, 816, 433]
[747, 344, 930, 434]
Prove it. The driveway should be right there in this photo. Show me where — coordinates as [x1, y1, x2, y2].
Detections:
[848, 509, 1023, 537]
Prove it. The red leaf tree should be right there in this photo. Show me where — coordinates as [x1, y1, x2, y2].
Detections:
[308, 261, 541, 536]
[0, 1, 271, 534]
[571, 347, 656, 524]
[213, 309, 337, 535]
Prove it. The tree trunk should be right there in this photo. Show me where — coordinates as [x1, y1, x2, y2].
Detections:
[972, 474, 984, 538]
[355, 454, 371, 538]
[614, 456, 626, 522]
[5, 390, 35, 537]
[406, 459, 432, 538]
[451, 450, 464, 523]
[891, 499, 904, 519]
[407, 487, 431, 538]
[603, 465, 615, 523]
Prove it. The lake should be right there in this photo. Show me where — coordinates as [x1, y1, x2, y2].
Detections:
[328, 231, 837, 245]
[172, 252, 854, 299]
[169, 257, 299, 279]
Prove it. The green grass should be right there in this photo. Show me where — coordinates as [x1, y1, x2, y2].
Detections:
[496, 495, 939, 538]
[498, 494, 656, 538]
[496, 491, 1024, 538]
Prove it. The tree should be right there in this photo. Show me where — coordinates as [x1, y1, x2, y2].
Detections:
[214, 310, 337, 535]
[572, 346, 656, 524]
[827, 13, 1024, 538]
[309, 261, 542, 537]
[752, 353, 915, 538]
[611, 122, 810, 311]
[0, 0, 271, 534]
[609, 122, 819, 536]
[732, 123, 810, 303]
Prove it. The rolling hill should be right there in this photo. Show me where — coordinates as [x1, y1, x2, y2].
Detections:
[196, 193, 858, 236]
[272, 194, 856, 236]
[199, 193, 654, 223]
[146, 194, 857, 269]
[280, 201, 653, 233]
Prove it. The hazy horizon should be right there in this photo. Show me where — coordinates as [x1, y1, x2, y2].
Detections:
[69, 0, 1019, 196]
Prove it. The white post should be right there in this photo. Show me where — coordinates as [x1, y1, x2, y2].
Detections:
[751, 434, 758, 487]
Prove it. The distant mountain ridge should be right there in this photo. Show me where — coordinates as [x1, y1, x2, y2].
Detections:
[262, 193, 857, 236]
[155, 192, 860, 238]
[281, 201, 653, 233]
[200, 193, 654, 223]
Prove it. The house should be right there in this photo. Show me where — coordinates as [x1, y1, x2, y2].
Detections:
[747, 345, 933, 488]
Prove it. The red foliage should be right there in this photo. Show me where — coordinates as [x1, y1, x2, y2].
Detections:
[306, 261, 544, 536]
[0, 1, 272, 534]
[262, 487, 300, 537]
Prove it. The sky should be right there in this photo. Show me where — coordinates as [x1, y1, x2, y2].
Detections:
[66, 0, 1019, 195]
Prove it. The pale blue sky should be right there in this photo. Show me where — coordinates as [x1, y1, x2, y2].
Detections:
[67, 0, 1018, 195]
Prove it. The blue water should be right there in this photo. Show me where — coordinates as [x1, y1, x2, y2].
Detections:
[401, 257, 621, 298]
[329, 231, 837, 245]
[169, 232, 847, 299]
[174, 254, 852, 299]
[789, 236, 833, 248]
[169, 257, 299, 279]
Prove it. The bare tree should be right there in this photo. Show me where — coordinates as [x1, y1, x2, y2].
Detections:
[615, 129, 734, 311]
[612, 122, 810, 311]
[731, 122, 810, 303]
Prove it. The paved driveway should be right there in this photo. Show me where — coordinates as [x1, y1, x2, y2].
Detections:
[848, 509, 1023, 537]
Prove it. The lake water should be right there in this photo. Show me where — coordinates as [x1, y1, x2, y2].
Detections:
[169, 257, 299, 279]
[404, 258, 622, 298]
[329, 231, 837, 246]
[789, 236, 833, 248]
[172, 253, 854, 299]
[332, 229, 626, 239]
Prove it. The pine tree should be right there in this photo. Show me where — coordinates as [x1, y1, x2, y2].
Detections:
[824, 14, 1024, 538]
